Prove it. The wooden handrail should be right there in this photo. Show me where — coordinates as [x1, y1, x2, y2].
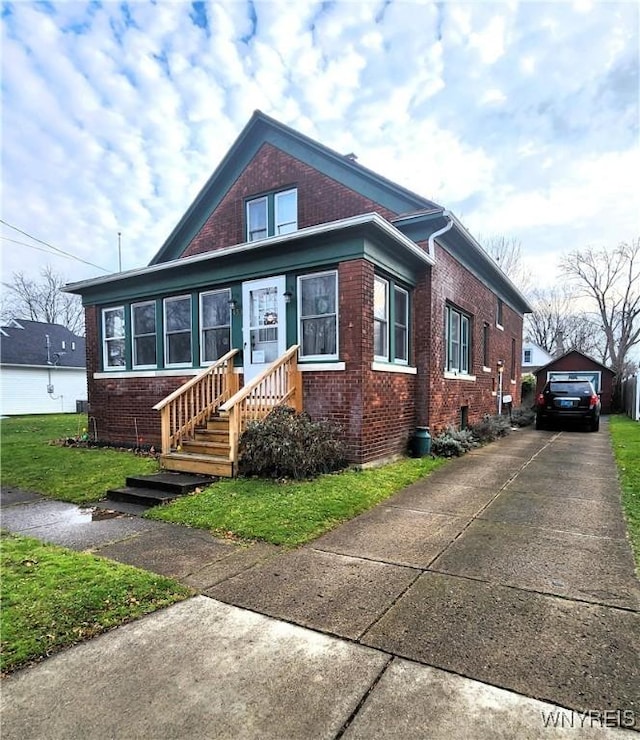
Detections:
[153, 349, 239, 411]
[153, 349, 240, 454]
[221, 344, 302, 464]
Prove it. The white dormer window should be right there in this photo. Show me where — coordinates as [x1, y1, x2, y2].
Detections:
[246, 188, 298, 242]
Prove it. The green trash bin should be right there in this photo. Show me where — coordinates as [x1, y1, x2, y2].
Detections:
[412, 427, 431, 457]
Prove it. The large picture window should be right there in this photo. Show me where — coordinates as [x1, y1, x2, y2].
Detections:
[164, 295, 192, 366]
[374, 276, 389, 360]
[446, 304, 471, 374]
[200, 289, 231, 364]
[102, 306, 125, 369]
[298, 271, 338, 359]
[131, 301, 157, 368]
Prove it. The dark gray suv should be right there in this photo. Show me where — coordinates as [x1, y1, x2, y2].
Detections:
[535, 379, 601, 432]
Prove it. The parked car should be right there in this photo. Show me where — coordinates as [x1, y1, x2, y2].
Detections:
[535, 379, 601, 432]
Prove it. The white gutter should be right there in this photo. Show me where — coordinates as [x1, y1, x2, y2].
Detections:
[65, 212, 434, 294]
[427, 210, 453, 260]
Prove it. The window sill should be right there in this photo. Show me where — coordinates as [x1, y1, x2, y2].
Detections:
[371, 362, 417, 375]
[444, 371, 477, 382]
[496, 323, 504, 331]
[482, 366, 492, 373]
[94, 369, 200, 379]
[299, 362, 345, 372]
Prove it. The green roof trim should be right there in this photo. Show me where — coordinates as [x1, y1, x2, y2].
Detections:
[149, 110, 442, 265]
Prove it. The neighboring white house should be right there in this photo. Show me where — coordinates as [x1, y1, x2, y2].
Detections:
[522, 341, 553, 374]
[0, 319, 87, 415]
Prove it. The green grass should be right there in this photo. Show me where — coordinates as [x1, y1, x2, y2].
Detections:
[0, 414, 158, 504]
[147, 456, 445, 546]
[0, 532, 191, 674]
[609, 415, 640, 569]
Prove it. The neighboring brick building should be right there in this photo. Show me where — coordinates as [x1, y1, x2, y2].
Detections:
[67, 111, 531, 469]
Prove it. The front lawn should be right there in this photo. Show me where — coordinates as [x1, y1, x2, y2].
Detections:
[146, 456, 445, 546]
[0, 532, 191, 674]
[0, 414, 158, 504]
[609, 415, 640, 569]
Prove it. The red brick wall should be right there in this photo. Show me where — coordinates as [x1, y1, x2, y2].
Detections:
[534, 352, 614, 413]
[182, 143, 397, 258]
[427, 243, 523, 432]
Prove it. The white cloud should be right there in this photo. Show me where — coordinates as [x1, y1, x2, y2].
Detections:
[0, 0, 637, 295]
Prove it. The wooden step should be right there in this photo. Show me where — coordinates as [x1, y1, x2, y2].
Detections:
[194, 427, 230, 443]
[106, 486, 183, 507]
[206, 417, 229, 432]
[181, 439, 231, 455]
[160, 452, 234, 477]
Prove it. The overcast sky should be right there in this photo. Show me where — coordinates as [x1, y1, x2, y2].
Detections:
[1, 0, 638, 294]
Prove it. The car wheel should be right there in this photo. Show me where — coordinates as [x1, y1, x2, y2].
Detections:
[535, 415, 545, 431]
[590, 418, 600, 433]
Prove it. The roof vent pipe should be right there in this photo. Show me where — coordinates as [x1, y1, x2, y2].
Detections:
[427, 211, 453, 260]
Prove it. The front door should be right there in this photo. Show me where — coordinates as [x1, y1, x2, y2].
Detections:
[242, 276, 287, 384]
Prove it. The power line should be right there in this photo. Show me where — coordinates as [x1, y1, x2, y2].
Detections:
[0, 219, 110, 273]
[1, 235, 83, 260]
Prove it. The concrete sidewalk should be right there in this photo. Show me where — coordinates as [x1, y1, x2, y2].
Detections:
[2, 421, 639, 737]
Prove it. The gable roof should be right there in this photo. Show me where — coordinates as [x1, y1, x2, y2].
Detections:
[0, 320, 86, 368]
[535, 349, 615, 376]
[149, 110, 442, 265]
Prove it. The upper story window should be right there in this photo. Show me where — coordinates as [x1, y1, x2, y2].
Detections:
[523, 348, 532, 364]
[164, 295, 192, 367]
[298, 271, 338, 360]
[200, 289, 231, 364]
[246, 188, 298, 242]
[102, 306, 125, 369]
[511, 337, 517, 380]
[446, 304, 471, 374]
[132, 301, 157, 368]
[496, 298, 504, 329]
[482, 322, 490, 367]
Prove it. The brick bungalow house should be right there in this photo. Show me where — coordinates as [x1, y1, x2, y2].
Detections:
[67, 111, 531, 475]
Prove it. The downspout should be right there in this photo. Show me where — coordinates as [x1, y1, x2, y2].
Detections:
[427, 210, 453, 260]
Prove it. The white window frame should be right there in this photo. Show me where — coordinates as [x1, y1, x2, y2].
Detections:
[393, 286, 409, 364]
[163, 295, 192, 368]
[523, 349, 532, 364]
[298, 270, 339, 361]
[275, 188, 298, 235]
[446, 304, 471, 374]
[246, 196, 268, 242]
[374, 276, 389, 361]
[102, 306, 126, 371]
[131, 300, 157, 369]
[199, 288, 231, 366]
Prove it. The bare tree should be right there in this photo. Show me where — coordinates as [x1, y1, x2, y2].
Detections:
[525, 286, 604, 358]
[561, 238, 640, 393]
[481, 235, 531, 294]
[1, 266, 84, 335]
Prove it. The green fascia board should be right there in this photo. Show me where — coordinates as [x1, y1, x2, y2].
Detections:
[394, 211, 532, 315]
[149, 110, 441, 265]
[70, 218, 428, 307]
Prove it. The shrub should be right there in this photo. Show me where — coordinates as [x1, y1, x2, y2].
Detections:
[510, 407, 535, 427]
[521, 373, 536, 394]
[431, 427, 478, 458]
[238, 406, 347, 480]
[469, 414, 512, 444]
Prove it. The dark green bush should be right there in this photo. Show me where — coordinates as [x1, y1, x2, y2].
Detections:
[238, 406, 347, 480]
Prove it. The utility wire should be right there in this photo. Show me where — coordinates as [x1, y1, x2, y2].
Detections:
[0, 219, 110, 272]
[1, 235, 83, 259]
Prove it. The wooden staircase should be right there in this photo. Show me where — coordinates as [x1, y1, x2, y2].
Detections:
[154, 345, 302, 478]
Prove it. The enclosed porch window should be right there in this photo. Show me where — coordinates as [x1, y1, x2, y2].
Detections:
[298, 271, 338, 359]
[200, 289, 231, 364]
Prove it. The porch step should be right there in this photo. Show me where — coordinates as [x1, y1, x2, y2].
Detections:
[181, 439, 231, 455]
[106, 486, 184, 507]
[105, 471, 215, 508]
[160, 452, 234, 477]
[206, 417, 229, 432]
[194, 427, 230, 444]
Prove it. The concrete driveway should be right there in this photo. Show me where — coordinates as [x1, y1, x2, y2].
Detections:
[2, 420, 638, 737]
